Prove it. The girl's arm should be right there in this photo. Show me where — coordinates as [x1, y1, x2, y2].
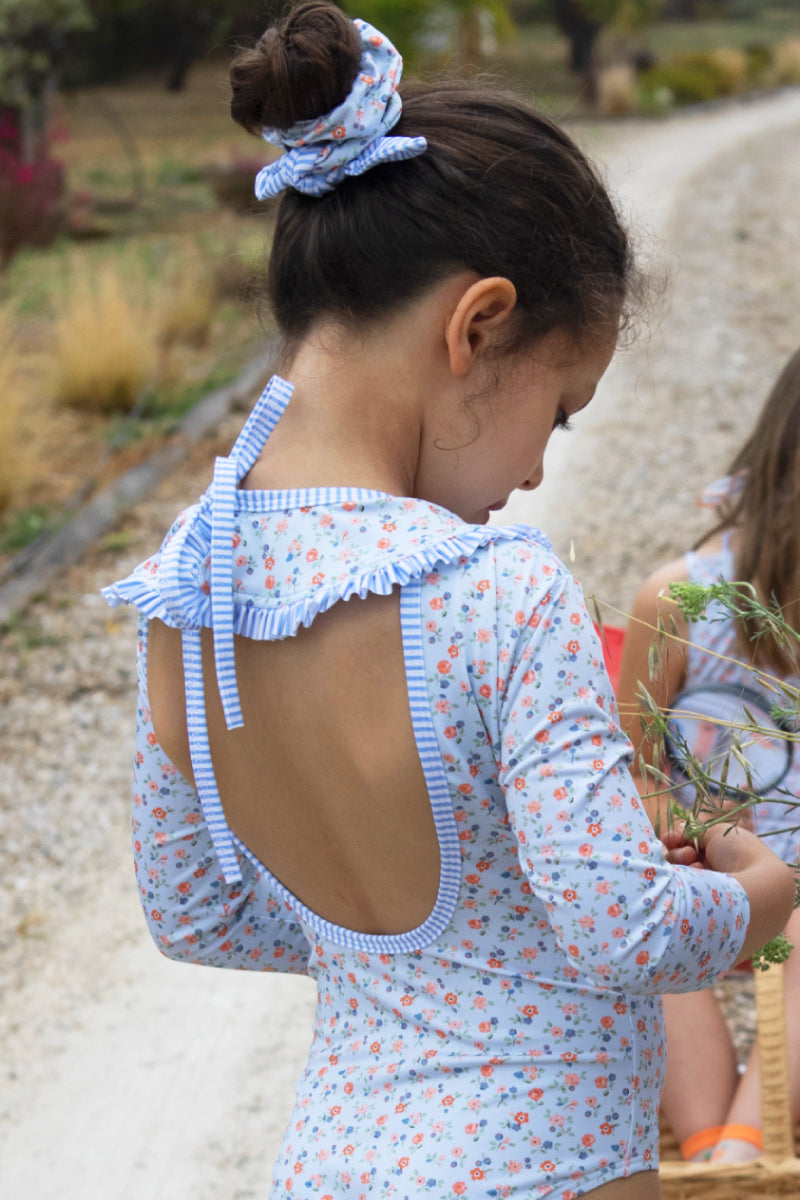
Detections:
[615, 557, 690, 832]
[132, 619, 312, 973]
[701, 822, 795, 966]
[490, 555, 790, 994]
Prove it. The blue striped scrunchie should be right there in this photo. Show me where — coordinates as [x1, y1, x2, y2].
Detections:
[254, 17, 427, 199]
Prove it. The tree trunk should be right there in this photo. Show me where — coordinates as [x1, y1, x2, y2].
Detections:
[552, 0, 601, 75]
[455, 5, 484, 73]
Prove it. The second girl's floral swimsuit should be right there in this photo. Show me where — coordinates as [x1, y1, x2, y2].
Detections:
[104, 377, 749, 1199]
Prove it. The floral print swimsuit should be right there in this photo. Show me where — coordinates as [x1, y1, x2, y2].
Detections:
[104, 377, 749, 1199]
[684, 538, 800, 868]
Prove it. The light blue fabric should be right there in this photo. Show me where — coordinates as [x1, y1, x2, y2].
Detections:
[105, 377, 751, 1196]
[254, 18, 426, 199]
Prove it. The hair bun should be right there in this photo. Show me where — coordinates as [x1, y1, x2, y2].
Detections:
[230, 1, 362, 135]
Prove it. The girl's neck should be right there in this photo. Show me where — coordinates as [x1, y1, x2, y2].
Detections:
[243, 283, 465, 497]
[244, 347, 420, 495]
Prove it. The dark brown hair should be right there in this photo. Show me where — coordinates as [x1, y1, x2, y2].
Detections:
[230, 1, 635, 359]
[704, 347, 800, 672]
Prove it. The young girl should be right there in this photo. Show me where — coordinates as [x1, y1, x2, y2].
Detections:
[617, 347, 800, 1166]
[103, 4, 794, 1195]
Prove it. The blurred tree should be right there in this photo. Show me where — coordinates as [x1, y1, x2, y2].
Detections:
[344, 0, 429, 51]
[552, 0, 663, 74]
[450, 1, 515, 69]
[0, 0, 93, 148]
[346, 1, 514, 69]
[61, 0, 280, 91]
[0, 1, 89, 262]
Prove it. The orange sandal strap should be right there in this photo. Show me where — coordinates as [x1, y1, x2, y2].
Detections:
[715, 1123, 763, 1150]
[680, 1126, 724, 1161]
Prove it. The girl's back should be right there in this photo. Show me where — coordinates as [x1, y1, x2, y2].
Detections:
[149, 587, 440, 936]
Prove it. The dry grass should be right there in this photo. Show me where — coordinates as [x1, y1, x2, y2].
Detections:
[596, 65, 637, 117]
[709, 47, 749, 94]
[53, 259, 159, 413]
[0, 310, 31, 513]
[158, 255, 216, 350]
[772, 39, 800, 86]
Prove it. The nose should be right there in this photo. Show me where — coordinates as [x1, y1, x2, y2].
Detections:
[519, 464, 544, 491]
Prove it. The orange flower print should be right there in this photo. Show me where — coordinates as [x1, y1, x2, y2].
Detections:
[332, 126, 346, 139]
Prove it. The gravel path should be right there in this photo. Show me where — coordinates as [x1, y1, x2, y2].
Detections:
[2, 90, 800, 1199]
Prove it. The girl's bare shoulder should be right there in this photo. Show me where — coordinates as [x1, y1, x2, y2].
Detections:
[631, 555, 691, 620]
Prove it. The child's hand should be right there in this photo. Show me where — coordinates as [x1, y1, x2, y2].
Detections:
[697, 824, 796, 965]
[661, 825, 701, 867]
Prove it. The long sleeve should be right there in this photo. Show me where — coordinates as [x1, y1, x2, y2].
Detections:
[484, 547, 750, 994]
[131, 619, 311, 973]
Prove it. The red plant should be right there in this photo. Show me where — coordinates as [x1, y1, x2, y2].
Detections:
[0, 150, 65, 265]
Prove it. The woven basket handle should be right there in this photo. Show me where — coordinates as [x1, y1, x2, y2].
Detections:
[755, 961, 795, 1161]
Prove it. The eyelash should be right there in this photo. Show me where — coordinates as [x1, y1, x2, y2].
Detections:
[553, 409, 573, 432]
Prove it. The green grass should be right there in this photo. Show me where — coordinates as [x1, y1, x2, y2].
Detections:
[0, 505, 63, 554]
[648, 11, 799, 56]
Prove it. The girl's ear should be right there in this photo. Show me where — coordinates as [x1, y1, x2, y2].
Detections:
[445, 276, 518, 377]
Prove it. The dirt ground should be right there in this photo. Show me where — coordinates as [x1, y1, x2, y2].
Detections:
[2, 89, 800, 1200]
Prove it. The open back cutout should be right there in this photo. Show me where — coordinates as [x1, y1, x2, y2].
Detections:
[148, 591, 442, 936]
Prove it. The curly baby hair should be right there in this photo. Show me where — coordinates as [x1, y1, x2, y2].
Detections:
[229, 0, 637, 358]
[704, 346, 800, 673]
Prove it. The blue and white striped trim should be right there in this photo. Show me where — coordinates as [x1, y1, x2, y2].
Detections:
[182, 628, 241, 883]
[210, 455, 242, 730]
[208, 374, 298, 731]
[228, 375, 294, 473]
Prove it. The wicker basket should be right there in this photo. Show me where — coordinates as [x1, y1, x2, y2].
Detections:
[659, 962, 800, 1198]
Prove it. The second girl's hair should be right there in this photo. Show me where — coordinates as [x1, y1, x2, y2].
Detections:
[229, 1, 636, 359]
[708, 347, 800, 672]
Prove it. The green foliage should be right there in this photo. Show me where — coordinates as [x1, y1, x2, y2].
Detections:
[344, 0, 514, 64]
[751, 932, 794, 972]
[640, 49, 744, 103]
[573, 0, 664, 31]
[669, 579, 800, 659]
[344, 0, 430, 51]
[0, 0, 93, 105]
[0, 503, 59, 553]
[668, 579, 733, 619]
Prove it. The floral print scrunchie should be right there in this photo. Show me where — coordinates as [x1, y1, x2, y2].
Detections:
[254, 18, 427, 199]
